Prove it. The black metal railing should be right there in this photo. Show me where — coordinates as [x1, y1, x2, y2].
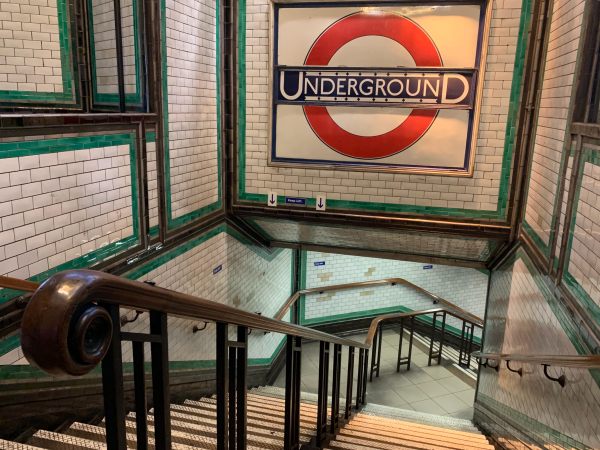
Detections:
[2, 272, 487, 450]
[11, 270, 371, 450]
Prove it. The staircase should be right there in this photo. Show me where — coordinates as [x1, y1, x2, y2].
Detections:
[0, 387, 493, 450]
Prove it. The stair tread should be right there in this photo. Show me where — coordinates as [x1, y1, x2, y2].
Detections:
[0, 440, 45, 450]
[339, 428, 493, 450]
[344, 422, 491, 448]
[352, 413, 490, 441]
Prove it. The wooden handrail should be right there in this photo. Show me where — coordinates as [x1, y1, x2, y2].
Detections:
[2, 274, 484, 349]
[275, 277, 484, 327]
[472, 351, 600, 369]
[0, 276, 39, 293]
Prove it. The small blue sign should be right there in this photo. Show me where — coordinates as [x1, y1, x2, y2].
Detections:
[314, 261, 326, 267]
[423, 265, 434, 270]
[213, 264, 223, 275]
[285, 197, 306, 205]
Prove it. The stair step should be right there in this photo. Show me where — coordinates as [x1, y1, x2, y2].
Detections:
[0, 440, 45, 450]
[352, 413, 490, 443]
[28, 430, 106, 450]
[183, 398, 320, 424]
[361, 403, 479, 432]
[65, 422, 199, 450]
[339, 427, 492, 450]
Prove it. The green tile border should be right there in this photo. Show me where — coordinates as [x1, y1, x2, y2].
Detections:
[236, 0, 532, 221]
[478, 394, 590, 449]
[0, 132, 142, 355]
[0, 336, 287, 381]
[0, 0, 78, 106]
[86, 0, 143, 107]
[0, 222, 291, 378]
[161, 0, 223, 231]
[562, 148, 600, 325]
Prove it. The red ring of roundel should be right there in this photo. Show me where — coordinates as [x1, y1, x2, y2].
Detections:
[302, 12, 442, 159]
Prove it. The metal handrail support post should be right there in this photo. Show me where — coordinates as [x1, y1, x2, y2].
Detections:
[397, 317, 415, 372]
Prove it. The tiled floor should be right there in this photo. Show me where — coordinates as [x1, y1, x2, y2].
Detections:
[272, 328, 476, 420]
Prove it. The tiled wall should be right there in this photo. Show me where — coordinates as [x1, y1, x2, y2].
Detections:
[523, 0, 585, 255]
[165, 0, 220, 227]
[0, 0, 63, 92]
[0, 133, 139, 284]
[0, 226, 293, 372]
[0, 0, 75, 103]
[0, 132, 141, 369]
[476, 249, 600, 449]
[89, 0, 139, 104]
[238, 0, 528, 219]
[562, 149, 600, 323]
[302, 251, 488, 338]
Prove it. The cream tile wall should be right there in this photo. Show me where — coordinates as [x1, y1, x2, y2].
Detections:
[0, 136, 137, 281]
[89, 0, 137, 96]
[166, 0, 220, 222]
[0, 228, 293, 368]
[523, 0, 585, 249]
[564, 157, 600, 319]
[477, 250, 600, 448]
[119, 230, 292, 363]
[303, 251, 488, 337]
[0, 0, 64, 93]
[240, 0, 525, 216]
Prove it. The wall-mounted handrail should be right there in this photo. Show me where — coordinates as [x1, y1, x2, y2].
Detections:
[472, 351, 600, 369]
[275, 277, 484, 327]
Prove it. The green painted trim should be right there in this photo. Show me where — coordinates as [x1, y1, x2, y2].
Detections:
[522, 220, 551, 257]
[0, 339, 287, 380]
[478, 394, 590, 449]
[562, 148, 600, 325]
[301, 303, 482, 344]
[236, 0, 533, 221]
[0, 133, 142, 355]
[161, 0, 222, 231]
[0, 0, 77, 105]
[87, 0, 143, 107]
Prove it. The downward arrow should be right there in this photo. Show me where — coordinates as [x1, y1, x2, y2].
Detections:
[269, 194, 276, 205]
[318, 199, 324, 208]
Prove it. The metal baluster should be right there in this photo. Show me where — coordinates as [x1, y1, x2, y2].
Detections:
[331, 344, 342, 433]
[150, 311, 170, 450]
[362, 349, 369, 405]
[316, 341, 330, 444]
[236, 326, 248, 450]
[345, 347, 355, 419]
[407, 317, 415, 370]
[370, 326, 378, 381]
[356, 349, 364, 409]
[284, 335, 302, 450]
[216, 322, 229, 450]
[375, 325, 383, 378]
[438, 312, 447, 365]
[132, 341, 148, 450]
[428, 312, 439, 366]
[228, 337, 237, 449]
[101, 304, 126, 450]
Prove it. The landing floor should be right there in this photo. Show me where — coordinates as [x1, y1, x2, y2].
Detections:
[272, 328, 476, 420]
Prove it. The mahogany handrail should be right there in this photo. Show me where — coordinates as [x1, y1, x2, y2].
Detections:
[274, 277, 484, 327]
[473, 351, 600, 369]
